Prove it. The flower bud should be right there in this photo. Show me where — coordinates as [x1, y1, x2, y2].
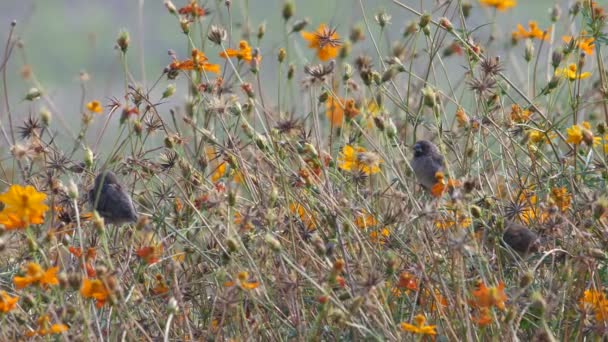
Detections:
[25, 87, 42, 101]
[422, 86, 437, 108]
[265, 233, 282, 252]
[419, 13, 431, 28]
[67, 180, 79, 199]
[164, 1, 177, 14]
[282, 1, 294, 21]
[162, 84, 176, 99]
[117, 30, 129, 53]
[278, 48, 286, 63]
[40, 107, 52, 126]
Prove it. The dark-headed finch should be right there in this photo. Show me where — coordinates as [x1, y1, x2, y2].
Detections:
[88, 171, 138, 225]
[411, 140, 444, 190]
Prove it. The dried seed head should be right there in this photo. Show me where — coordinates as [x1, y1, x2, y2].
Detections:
[208, 25, 227, 45]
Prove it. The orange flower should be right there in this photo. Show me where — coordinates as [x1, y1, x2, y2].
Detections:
[354, 210, 378, 229]
[301, 24, 342, 61]
[580, 289, 608, 322]
[563, 33, 595, 55]
[430, 171, 461, 198]
[223, 271, 260, 291]
[455, 107, 469, 127]
[25, 315, 68, 337]
[289, 202, 318, 230]
[512, 21, 549, 41]
[0, 184, 49, 230]
[479, 0, 516, 11]
[368, 228, 390, 245]
[13, 263, 59, 289]
[80, 278, 111, 308]
[510, 104, 532, 123]
[471, 281, 507, 310]
[326, 96, 345, 126]
[136, 244, 163, 265]
[399, 314, 437, 335]
[220, 40, 255, 62]
[0, 291, 18, 313]
[397, 272, 418, 291]
[151, 274, 170, 296]
[86, 100, 103, 114]
[549, 187, 571, 212]
[178, 0, 207, 18]
[344, 99, 360, 120]
[170, 49, 220, 74]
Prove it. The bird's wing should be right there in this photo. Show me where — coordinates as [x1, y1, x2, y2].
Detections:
[96, 184, 137, 221]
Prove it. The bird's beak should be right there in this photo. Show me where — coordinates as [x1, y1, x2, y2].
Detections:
[414, 143, 422, 154]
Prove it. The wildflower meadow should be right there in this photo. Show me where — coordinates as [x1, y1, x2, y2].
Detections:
[0, 0, 608, 340]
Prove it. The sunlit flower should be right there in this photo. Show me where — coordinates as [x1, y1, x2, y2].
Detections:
[510, 104, 532, 123]
[471, 281, 507, 310]
[86, 100, 103, 114]
[81, 278, 111, 308]
[223, 271, 260, 291]
[555, 63, 591, 81]
[512, 21, 549, 41]
[0, 291, 18, 313]
[25, 315, 68, 337]
[580, 289, 608, 322]
[479, 0, 516, 11]
[527, 129, 555, 145]
[549, 187, 571, 212]
[13, 263, 59, 289]
[399, 314, 437, 335]
[566, 121, 599, 146]
[0, 184, 49, 230]
[170, 49, 220, 74]
[220, 40, 255, 62]
[301, 24, 342, 61]
[563, 33, 595, 55]
[337, 145, 382, 175]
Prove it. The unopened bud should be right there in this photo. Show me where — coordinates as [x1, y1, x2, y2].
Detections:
[117, 30, 130, 53]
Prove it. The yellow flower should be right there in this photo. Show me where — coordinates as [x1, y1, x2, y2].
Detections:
[527, 129, 555, 145]
[337, 145, 382, 175]
[479, 0, 516, 11]
[289, 202, 318, 230]
[301, 24, 342, 61]
[354, 210, 378, 229]
[566, 121, 599, 146]
[555, 63, 591, 81]
[25, 315, 68, 337]
[86, 100, 103, 113]
[563, 33, 595, 55]
[0, 184, 49, 230]
[399, 314, 437, 335]
[512, 21, 549, 41]
[13, 263, 59, 289]
[549, 187, 571, 212]
[434, 209, 472, 229]
[223, 271, 260, 291]
[219, 40, 255, 62]
[0, 291, 18, 313]
[580, 289, 608, 322]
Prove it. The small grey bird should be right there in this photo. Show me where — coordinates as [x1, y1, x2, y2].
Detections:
[502, 221, 540, 254]
[411, 140, 445, 190]
[88, 171, 138, 225]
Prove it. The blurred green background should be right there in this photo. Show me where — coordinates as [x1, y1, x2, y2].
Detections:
[0, 0, 558, 145]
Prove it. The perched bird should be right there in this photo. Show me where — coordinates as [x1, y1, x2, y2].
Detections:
[502, 221, 540, 254]
[411, 140, 445, 190]
[88, 171, 138, 225]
